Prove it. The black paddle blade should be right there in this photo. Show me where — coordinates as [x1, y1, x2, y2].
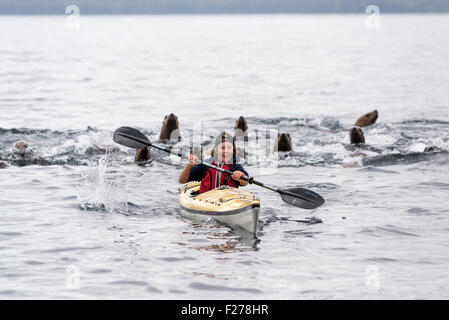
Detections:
[113, 126, 151, 149]
[278, 188, 325, 209]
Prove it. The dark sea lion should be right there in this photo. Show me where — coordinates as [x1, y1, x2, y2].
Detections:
[159, 113, 181, 142]
[275, 133, 292, 152]
[135, 146, 151, 163]
[354, 110, 378, 127]
[0, 161, 7, 169]
[349, 127, 365, 144]
[134, 113, 180, 162]
[424, 146, 441, 153]
[234, 116, 249, 160]
[234, 116, 248, 139]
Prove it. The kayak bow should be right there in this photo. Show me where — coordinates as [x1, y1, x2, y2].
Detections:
[179, 181, 260, 234]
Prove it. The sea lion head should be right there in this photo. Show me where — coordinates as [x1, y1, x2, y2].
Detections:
[164, 113, 179, 128]
[0, 161, 7, 169]
[135, 146, 152, 163]
[235, 116, 248, 134]
[14, 141, 32, 157]
[159, 113, 181, 142]
[349, 127, 365, 144]
[354, 110, 378, 127]
[15, 141, 28, 151]
[276, 133, 292, 152]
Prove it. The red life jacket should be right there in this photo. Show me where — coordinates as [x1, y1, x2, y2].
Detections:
[200, 162, 239, 194]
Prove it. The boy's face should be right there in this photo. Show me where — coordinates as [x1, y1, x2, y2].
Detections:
[216, 142, 234, 162]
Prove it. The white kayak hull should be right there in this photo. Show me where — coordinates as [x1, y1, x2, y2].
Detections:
[180, 205, 260, 234]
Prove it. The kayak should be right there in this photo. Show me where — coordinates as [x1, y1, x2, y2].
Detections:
[179, 181, 260, 234]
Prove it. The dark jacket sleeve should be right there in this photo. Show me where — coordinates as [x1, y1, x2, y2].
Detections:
[188, 164, 205, 182]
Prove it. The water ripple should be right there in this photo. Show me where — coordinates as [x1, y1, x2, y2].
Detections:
[188, 282, 263, 294]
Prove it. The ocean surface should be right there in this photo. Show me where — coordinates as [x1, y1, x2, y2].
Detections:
[1, 14, 449, 299]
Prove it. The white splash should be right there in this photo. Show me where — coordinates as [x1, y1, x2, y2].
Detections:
[77, 151, 128, 214]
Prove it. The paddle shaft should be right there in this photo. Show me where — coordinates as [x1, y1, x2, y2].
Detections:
[194, 160, 319, 204]
[212, 167, 298, 198]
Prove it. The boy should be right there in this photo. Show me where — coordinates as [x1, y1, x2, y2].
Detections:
[179, 132, 248, 193]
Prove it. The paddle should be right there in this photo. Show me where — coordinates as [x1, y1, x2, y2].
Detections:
[113, 126, 325, 209]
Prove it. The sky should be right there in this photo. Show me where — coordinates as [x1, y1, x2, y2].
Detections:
[0, 0, 449, 14]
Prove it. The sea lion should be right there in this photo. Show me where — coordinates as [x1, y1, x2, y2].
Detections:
[14, 141, 33, 157]
[234, 116, 248, 159]
[274, 133, 292, 152]
[134, 113, 180, 162]
[424, 146, 441, 153]
[354, 110, 378, 127]
[0, 161, 7, 169]
[15, 141, 28, 152]
[234, 116, 248, 139]
[349, 127, 365, 144]
[159, 113, 181, 143]
[135, 146, 151, 163]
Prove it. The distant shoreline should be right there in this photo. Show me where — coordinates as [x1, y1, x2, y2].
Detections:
[1, 12, 449, 15]
[2, 0, 449, 15]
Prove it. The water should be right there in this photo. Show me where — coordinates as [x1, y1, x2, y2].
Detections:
[1, 14, 449, 299]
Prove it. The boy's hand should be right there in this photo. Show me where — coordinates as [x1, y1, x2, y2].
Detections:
[187, 154, 198, 167]
[232, 170, 246, 181]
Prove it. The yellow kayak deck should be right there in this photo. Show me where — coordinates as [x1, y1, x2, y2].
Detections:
[179, 181, 260, 215]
